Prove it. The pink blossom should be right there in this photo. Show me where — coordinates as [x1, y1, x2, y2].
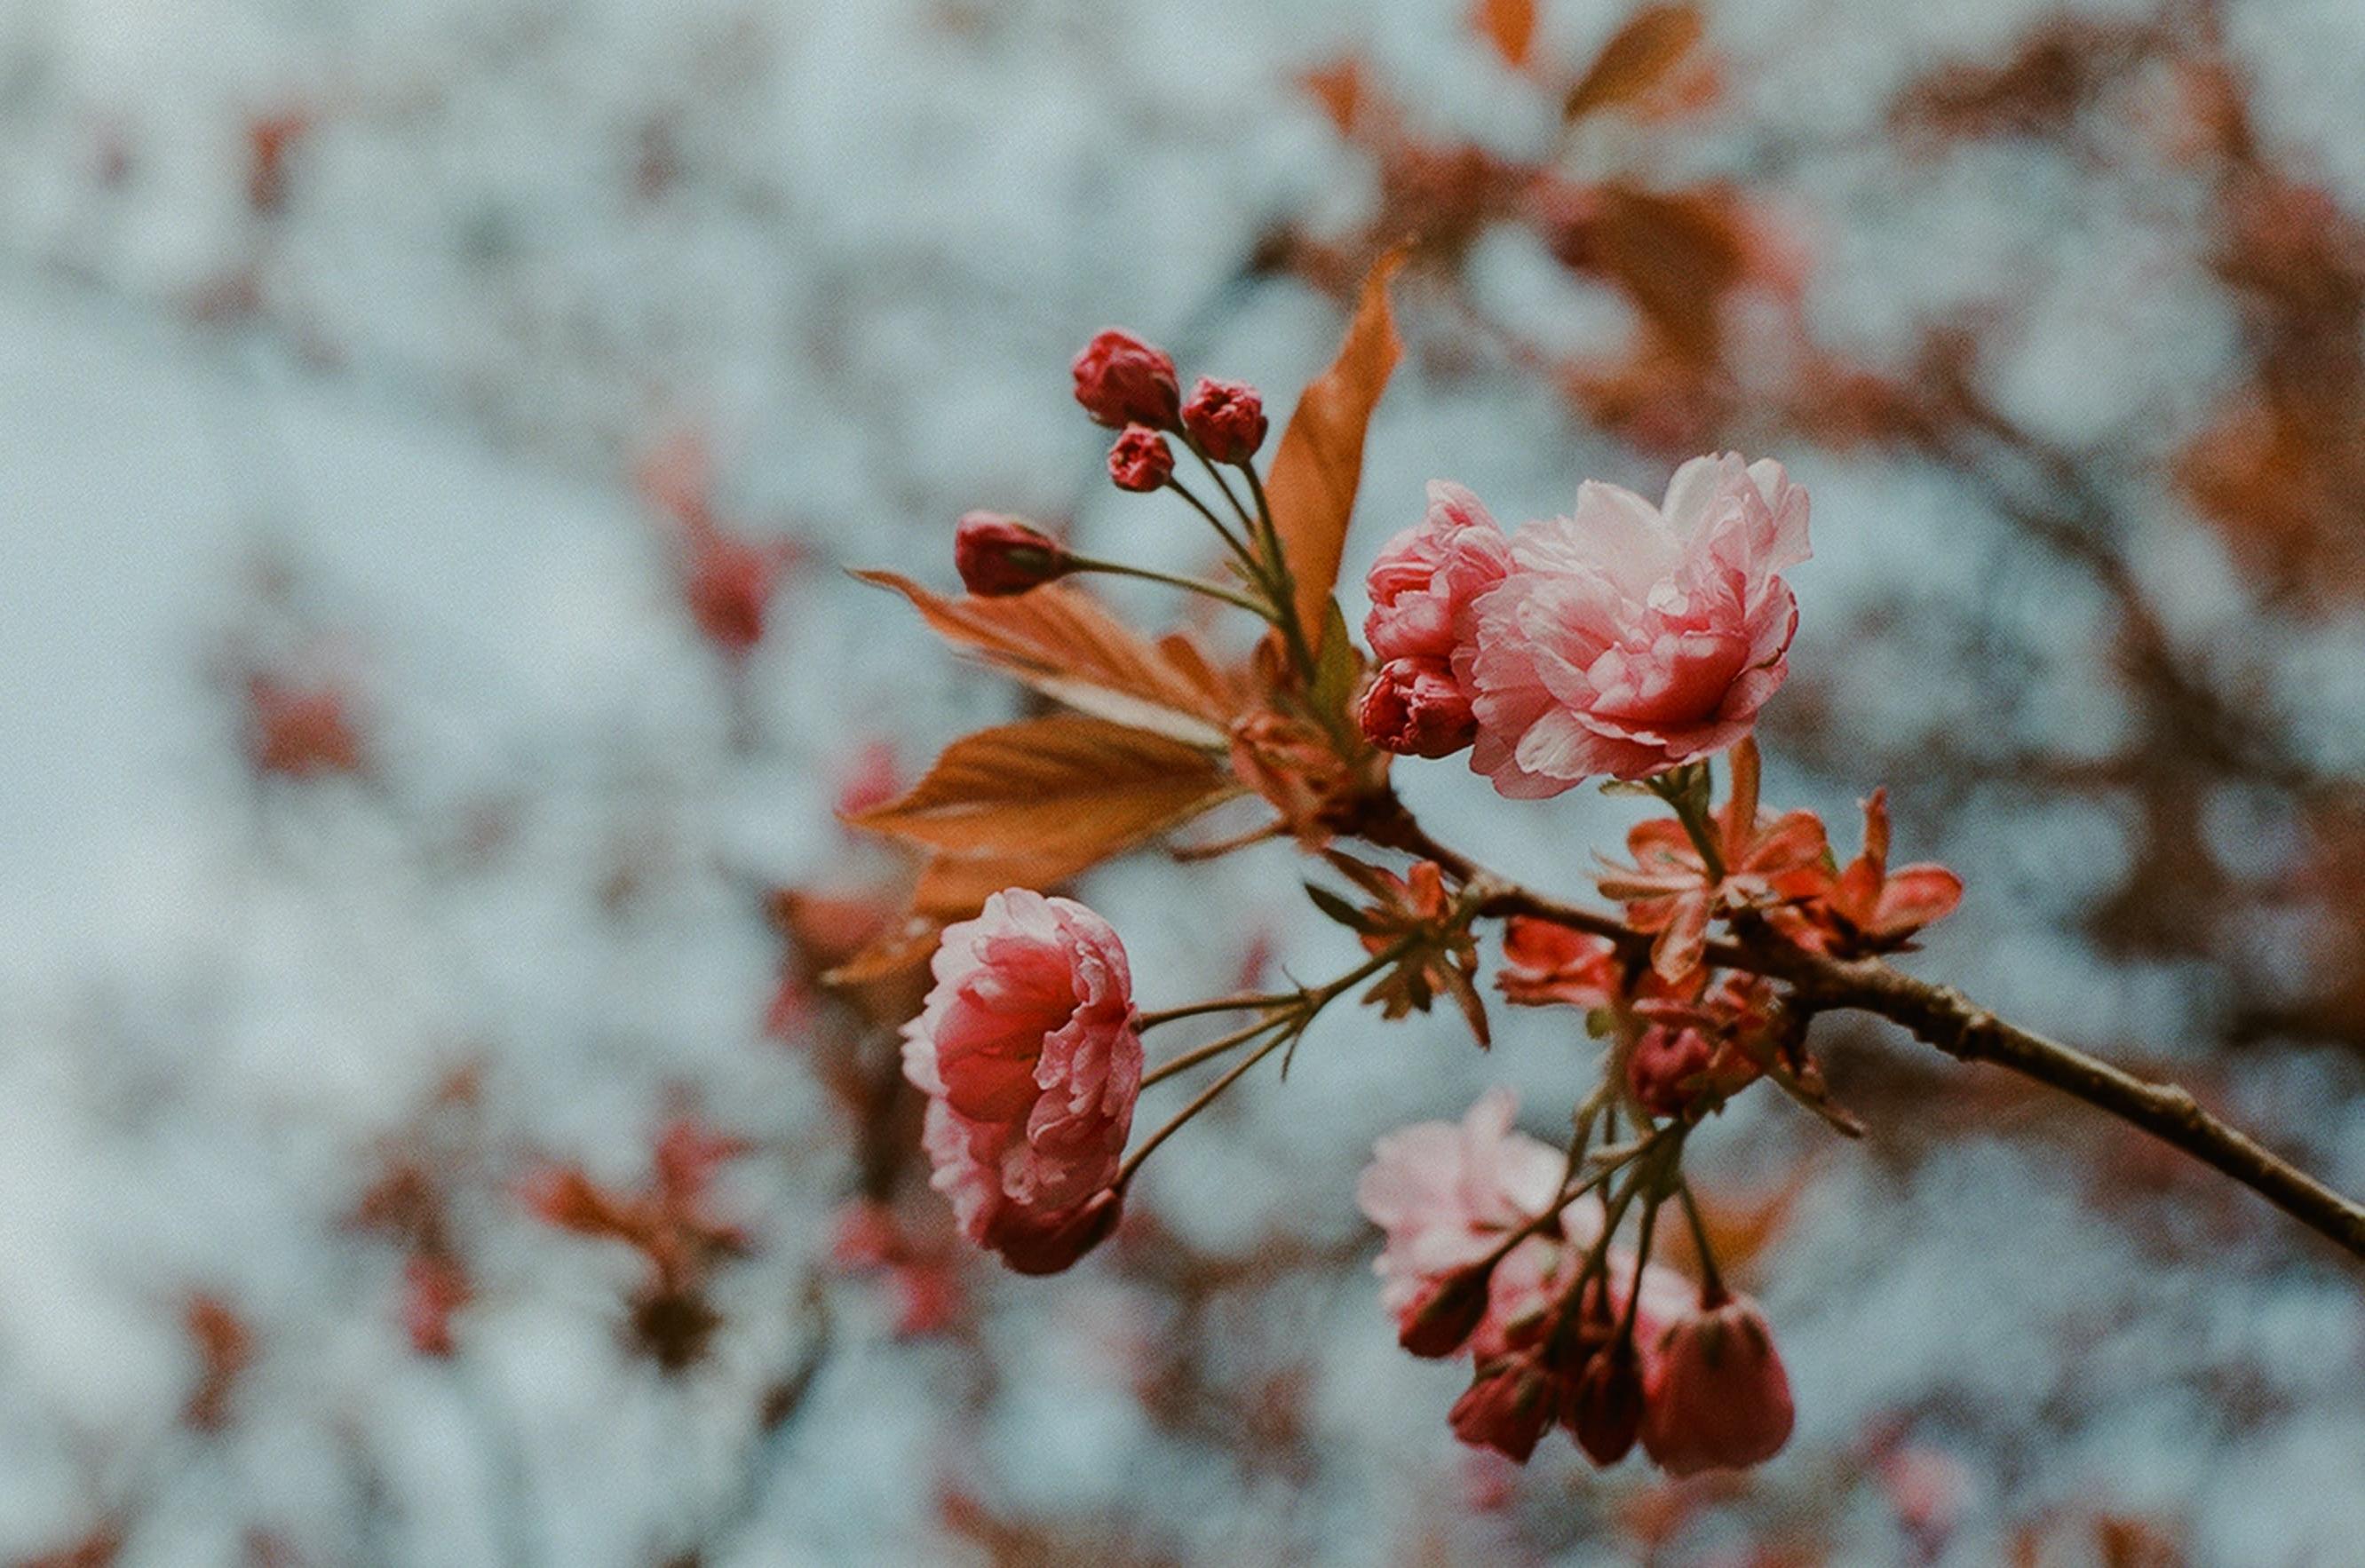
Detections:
[1358, 1090, 1605, 1363]
[1358, 656, 1479, 758]
[1362, 481, 1513, 665]
[1459, 454, 1809, 794]
[903, 891, 1141, 1274]
[1639, 1290, 1796, 1475]
[1356, 1089, 1566, 1324]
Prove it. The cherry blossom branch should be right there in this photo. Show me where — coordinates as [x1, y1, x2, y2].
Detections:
[1359, 801, 2365, 1262]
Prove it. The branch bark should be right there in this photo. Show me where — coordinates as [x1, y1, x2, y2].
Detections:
[1360, 802, 2365, 1261]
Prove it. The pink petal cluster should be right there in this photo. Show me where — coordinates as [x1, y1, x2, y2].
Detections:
[1363, 481, 1514, 667]
[902, 890, 1141, 1274]
[1355, 1089, 1568, 1329]
[1359, 455, 1810, 792]
[1358, 1092, 1798, 1474]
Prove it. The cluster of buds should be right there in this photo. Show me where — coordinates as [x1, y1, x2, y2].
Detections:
[520, 1116, 756, 1371]
[951, 329, 1274, 607]
[1072, 328, 1269, 486]
[1360, 1092, 1794, 1472]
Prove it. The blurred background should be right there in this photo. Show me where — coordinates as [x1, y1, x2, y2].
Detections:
[3, 0, 2364, 1562]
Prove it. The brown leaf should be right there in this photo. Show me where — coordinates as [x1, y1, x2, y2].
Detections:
[1592, 183, 1747, 364]
[857, 572, 1244, 747]
[818, 913, 944, 987]
[1298, 59, 1368, 137]
[1472, 0, 1536, 71]
[850, 715, 1238, 859]
[1563, 4, 1704, 122]
[1261, 252, 1404, 653]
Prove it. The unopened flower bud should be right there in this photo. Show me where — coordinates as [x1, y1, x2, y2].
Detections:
[1107, 426, 1175, 493]
[954, 511, 1069, 597]
[1072, 329, 1181, 430]
[1449, 1355, 1559, 1463]
[1567, 1342, 1645, 1465]
[1182, 376, 1268, 463]
[1639, 1291, 1796, 1475]
[1399, 1261, 1495, 1358]
[989, 1187, 1123, 1277]
[1359, 657, 1479, 758]
[1628, 1024, 1717, 1119]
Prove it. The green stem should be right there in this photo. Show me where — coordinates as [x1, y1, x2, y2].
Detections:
[1068, 555, 1275, 620]
[1139, 1014, 1291, 1089]
[1161, 477, 1265, 582]
[1138, 992, 1305, 1031]
[1119, 1025, 1297, 1186]
[1121, 931, 1428, 1180]
[1240, 463, 1321, 686]
[1184, 438, 1260, 544]
[1676, 1180, 1725, 1303]
[1616, 1188, 1664, 1342]
[1651, 766, 1728, 883]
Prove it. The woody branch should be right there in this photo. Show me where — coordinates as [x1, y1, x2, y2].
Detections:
[1362, 796, 2365, 1261]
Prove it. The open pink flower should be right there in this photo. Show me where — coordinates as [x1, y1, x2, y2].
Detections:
[1356, 1090, 1564, 1321]
[1639, 1289, 1796, 1475]
[1458, 454, 1809, 794]
[1363, 481, 1514, 667]
[1358, 1090, 1607, 1362]
[903, 891, 1141, 1274]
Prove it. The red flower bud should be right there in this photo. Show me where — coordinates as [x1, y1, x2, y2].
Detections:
[1628, 1023, 1717, 1119]
[1358, 657, 1479, 758]
[1072, 329, 1181, 430]
[1639, 1291, 1796, 1475]
[1107, 425, 1175, 493]
[954, 511, 1069, 597]
[987, 1187, 1123, 1277]
[1181, 376, 1268, 463]
[1449, 1355, 1559, 1463]
[1567, 1342, 1645, 1465]
[1399, 1262, 1496, 1358]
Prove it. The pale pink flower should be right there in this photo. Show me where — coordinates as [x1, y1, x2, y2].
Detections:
[1363, 481, 1514, 666]
[902, 890, 1141, 1274]
[1459, 454, 1809, 794]
[1359, 1090, 1607, 1365]
[1356, 1089, 1565, 1320]
[1638, 1289, 1797, 1475]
